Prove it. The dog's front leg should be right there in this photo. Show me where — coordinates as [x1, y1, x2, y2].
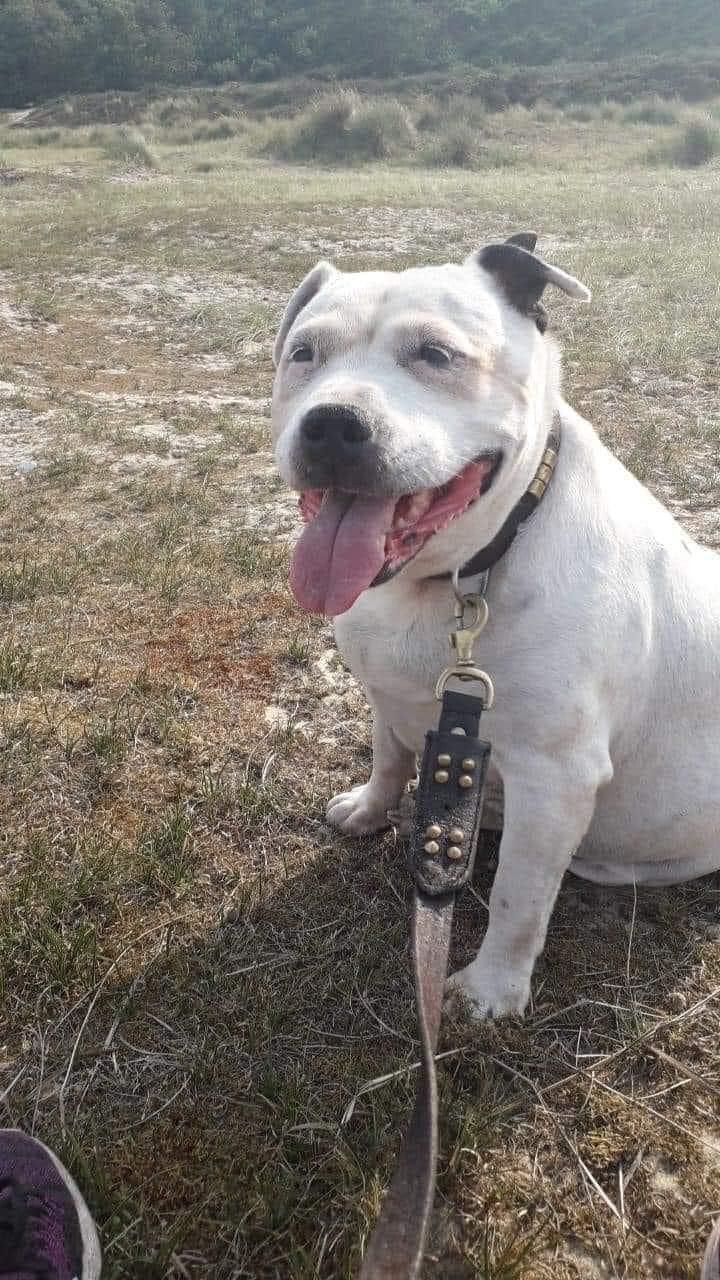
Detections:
[327, 711, 415, 835]
[447, 752, 602, 1018]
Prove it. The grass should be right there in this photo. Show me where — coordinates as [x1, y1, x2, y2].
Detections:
[0, 639, 35, 692]
[0, 83, 719, 1278]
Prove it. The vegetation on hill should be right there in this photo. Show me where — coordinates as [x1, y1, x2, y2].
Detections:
[461, 0, 720, 66]
[1, 0, 719, 109]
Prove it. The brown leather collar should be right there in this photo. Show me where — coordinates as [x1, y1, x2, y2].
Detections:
[370, 416, 561, 594]
[437, 413, 562, 582]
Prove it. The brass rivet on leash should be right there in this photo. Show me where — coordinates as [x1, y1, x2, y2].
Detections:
[459, 774, 473, 788]
[425, 823, 442, 839]
[461, 757, 476, 771]
[447, 846, 463, 861]
[434, 769, 449, 783]
[449, 827, 464, 843]
[437, 753, 451, 767]
[424, 840, 440, 855]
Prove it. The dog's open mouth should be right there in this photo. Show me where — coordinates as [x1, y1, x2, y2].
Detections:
[290, 451, 502, 616]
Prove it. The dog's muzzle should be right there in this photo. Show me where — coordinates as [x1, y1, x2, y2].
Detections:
[293, 403, 388, 491]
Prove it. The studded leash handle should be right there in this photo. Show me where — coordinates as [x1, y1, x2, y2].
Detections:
[410, 690, 491, 896]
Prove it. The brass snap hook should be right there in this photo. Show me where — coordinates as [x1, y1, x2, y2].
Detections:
[450, 594, 489, 664]
[435, 572, 493, 706]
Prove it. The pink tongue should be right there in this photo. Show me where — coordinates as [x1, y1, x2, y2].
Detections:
[290, 491, 397, 616]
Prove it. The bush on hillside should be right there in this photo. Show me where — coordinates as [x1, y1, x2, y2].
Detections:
[425, 120, 481, 167]
[647, 117, 720, 166]
[346, 99, 416, 159]
[671, 118, 720, 165]
[622, 97, 678, 125]
[267, 89, 416, 162]
[102, 126, 158, 168]
[192, 115, 245, 141]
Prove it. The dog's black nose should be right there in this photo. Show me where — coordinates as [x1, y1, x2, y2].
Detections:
[300, 405, 372, 454]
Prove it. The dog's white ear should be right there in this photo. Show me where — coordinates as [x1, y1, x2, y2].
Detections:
[473, 241, 591, 333]
[273, 260, 337, 367]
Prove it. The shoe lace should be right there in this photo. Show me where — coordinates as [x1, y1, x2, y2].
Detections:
[0, 1177, 55, 1279]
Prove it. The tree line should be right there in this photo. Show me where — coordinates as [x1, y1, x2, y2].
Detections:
[1, 0, 717, 108]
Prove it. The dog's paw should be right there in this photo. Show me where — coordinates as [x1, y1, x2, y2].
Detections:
[445, 960, 530, 1021]
[326, 784, 390, 835]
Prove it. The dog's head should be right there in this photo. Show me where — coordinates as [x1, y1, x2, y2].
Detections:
[272, 233, 590, 616]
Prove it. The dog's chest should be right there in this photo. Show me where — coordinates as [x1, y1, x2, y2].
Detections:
[334, 587, 466, 748]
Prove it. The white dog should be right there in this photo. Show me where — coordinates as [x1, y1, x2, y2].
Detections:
[271, 233, 720, 1018]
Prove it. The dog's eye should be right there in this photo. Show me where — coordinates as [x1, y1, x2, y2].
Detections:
[419, 343, 453, 369]
[290, 344, 313, 364]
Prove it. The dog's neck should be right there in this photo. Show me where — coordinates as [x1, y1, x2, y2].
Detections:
[452, 412, 561, 581]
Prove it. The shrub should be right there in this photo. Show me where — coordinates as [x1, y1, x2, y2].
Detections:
[153, 97, 191, 126]
[622, 98, 678, 126]
[102, 126, 158, 169]
[423, 123, 515, 170]
[533, 99, 559, 123]
[671, 119, 720, 165]
[566, 103, 599, 122]
[345, 99, 416, 160]
[412, 96, 444, 133]
[192, 115, 245, 141]
[27, 128, 63, 146]
[280, 87, 359, 160]
[646, 117, 720, 166]
[0, 126, 63, 148]
[267, 89, 416, 163]
[425, 120, 480, 167]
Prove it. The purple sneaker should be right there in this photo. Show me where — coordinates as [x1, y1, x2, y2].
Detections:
[0, 1130, 101, 1279]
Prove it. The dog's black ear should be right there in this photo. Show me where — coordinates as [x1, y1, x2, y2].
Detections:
[505, 231, 538, 252]
[273, 260, 337, 367]
[476, 242, 590, 333]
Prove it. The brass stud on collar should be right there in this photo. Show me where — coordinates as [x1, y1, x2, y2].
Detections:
[447, 845, 463, 861]
[425, 823, 442, 840]
[449, 827, 464, 844]
[434, 769, 449, 784]
[461, 758, 476, 771]
[459, 774, 473, 789]
[437, 753, 451, 767]
[424, 840, 440, 856]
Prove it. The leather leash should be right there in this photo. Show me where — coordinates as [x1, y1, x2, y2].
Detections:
[359, 423, 563, 1278]
[360, 613, 492, 1279]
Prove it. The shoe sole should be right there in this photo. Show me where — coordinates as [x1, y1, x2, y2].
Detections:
[1, 1129, 102, 1280]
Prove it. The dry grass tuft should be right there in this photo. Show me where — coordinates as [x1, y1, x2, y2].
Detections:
[101, 125, 159, 169]
[265, 88, 418, 163]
